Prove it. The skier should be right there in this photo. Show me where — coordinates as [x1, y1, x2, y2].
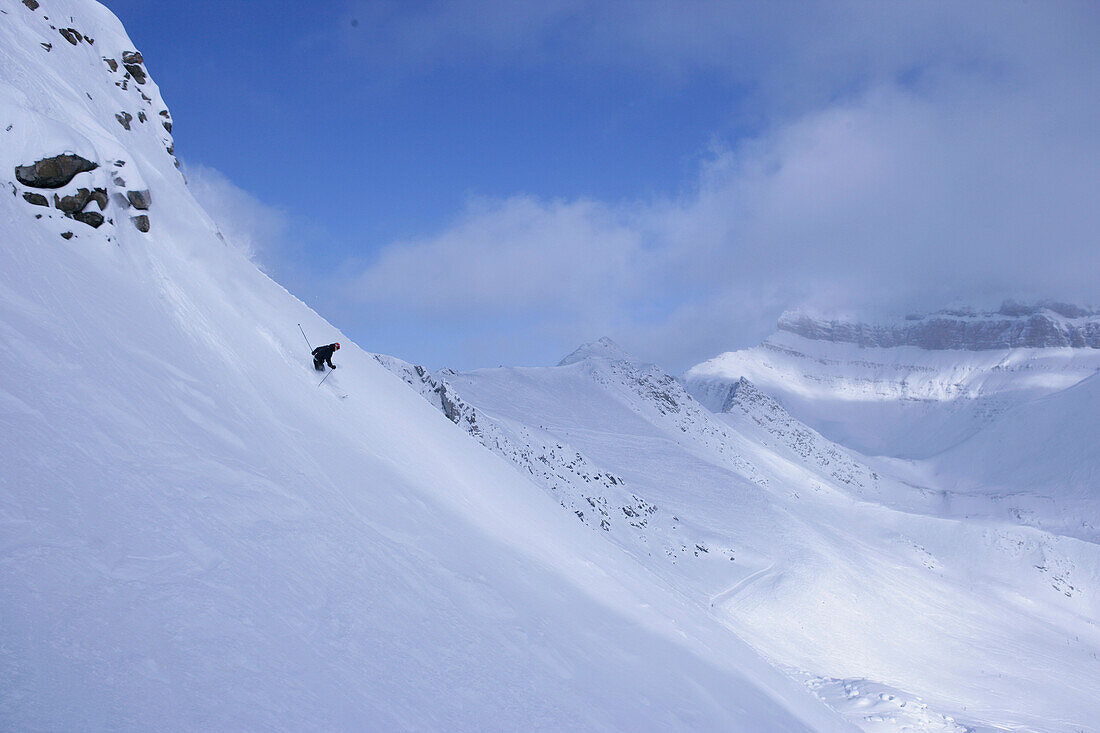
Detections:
[312, 342, 340, 371]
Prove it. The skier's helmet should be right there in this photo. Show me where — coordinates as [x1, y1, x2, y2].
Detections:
[334, 342, 340, 349]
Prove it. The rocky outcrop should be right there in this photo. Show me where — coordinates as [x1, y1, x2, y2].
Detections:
[126, 189, 151, 210]
[72, 210, 104, 228]
[115, 111, 132, 130]
[54, 189, 93, 214]
[15, 154, 98, 189]
[58, 28, 83, 46]
[121, 51, 146, 84]
[22, 0, 39, 10]
[51, 187, 109, 226]
[131, 214, 150, 233]
[778, 304, 1100, 350]
[22, 192, 48, 207]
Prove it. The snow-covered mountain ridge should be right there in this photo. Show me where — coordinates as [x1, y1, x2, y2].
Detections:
[378, 338, 1100, 733]
[685, 310, 1100, 457]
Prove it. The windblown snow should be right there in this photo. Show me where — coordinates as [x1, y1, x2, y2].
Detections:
[3, 2, 1098, 733]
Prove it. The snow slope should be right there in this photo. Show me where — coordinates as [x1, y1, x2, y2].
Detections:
[0, 2, 853, 730]
[919, 370, 1100, 542]
[379, 341, 1100, 732]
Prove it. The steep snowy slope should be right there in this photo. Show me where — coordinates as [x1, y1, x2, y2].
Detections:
[0, 2, 854, 730]
[378, 341, 1100, 732]
[919, 370, 1100, 542]
[684, 308, 1100, 458]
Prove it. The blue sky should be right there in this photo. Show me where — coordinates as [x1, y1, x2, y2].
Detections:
[106, 1, 1100, 371]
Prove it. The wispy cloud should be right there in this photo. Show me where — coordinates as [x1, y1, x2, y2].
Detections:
[341, 0, 1100, 370]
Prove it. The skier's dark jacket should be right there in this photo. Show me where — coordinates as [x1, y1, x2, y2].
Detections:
[312, 344, 338, 368]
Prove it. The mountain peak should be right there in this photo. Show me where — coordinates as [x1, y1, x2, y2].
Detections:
[557, 337, 635, 366]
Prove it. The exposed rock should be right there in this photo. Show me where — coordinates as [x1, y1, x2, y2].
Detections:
[15, 153, 98, 188]
[22, 0, 40, 9]
[40, 42, 52, 52]
[162, 120, 172, 133]
[137, 111, 147, 123]
[165, 142, 174, 156]
[72, 210, 104, 228]
[131, 214, 150, 233]
[140, 91, 151, 102]
[89, 188, 108, 210]
[22, 192, 49, 207]
[115, 111, 132, 130]
[60, 231, 74, 240]
[121, 50, 143, 64]
[126, 189, 151, 210]
[54, 188, 91, 214]
[112, 192, 130, 209]
[103, 57, 118, 72]
[58, 28, 82, 45]
[111, 175, 125, 187]
[123, 64, 146, 84]
[778, 305, 1100, 350]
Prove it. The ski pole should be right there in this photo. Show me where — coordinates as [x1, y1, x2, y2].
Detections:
[298, 323, 313, 351]
[318, 368, 334, 387]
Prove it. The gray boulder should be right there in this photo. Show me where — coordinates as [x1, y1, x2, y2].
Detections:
[126, 189, 151, 210]
[131, 214, 150, 232]
[15, 154, 98, 188]
[73, 210, 104, 228]
[54, 188, 92, 214]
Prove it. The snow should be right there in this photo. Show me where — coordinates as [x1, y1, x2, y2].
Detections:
[558, 336, 637, 366]
[0, 2, 850, 730]
[684, 328, 1100, 457]
[4, 2, 1098, 731]
[383, 341, 1100, 732]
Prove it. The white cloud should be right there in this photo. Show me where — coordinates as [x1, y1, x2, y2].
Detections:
[348, 57, 1100, 368]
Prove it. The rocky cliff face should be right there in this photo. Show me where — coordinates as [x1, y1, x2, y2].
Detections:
[778, 303, 1100, 350]
[2, 0, 179, 242]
